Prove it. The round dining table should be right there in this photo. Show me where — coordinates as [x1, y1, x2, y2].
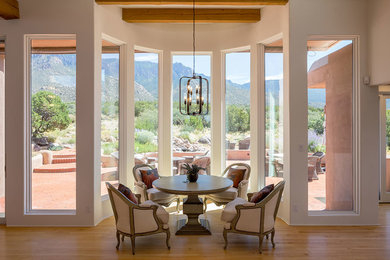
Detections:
[153, 175, 233, 235]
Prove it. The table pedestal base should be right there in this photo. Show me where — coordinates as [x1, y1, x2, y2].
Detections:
[175, 194, 211, 235]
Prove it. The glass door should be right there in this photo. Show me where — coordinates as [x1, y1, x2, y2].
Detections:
[380, 95, 390, 202]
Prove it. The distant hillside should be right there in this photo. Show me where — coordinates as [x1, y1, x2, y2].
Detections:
[31, 54, 325, 107]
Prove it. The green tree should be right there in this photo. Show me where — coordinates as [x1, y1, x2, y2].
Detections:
[308, 107, 325, 135]
[386, 110, 390, 147]
[227, 105, 250, 133]
[32, 91, 71, 138]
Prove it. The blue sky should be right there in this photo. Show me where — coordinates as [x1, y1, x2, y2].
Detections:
[131, 41, 352, 85]
[134, 52, 283, 85]
[307, 40, 352, 70]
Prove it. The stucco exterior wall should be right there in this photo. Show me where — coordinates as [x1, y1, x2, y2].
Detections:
[308, 45, 354, 211]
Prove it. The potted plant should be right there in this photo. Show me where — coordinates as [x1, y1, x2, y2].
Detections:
[182, 163, 205, 183]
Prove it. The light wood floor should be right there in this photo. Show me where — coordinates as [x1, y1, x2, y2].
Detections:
[1, 205, 390, 259]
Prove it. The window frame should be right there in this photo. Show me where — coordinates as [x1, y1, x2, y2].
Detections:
[24, 34, 77, 215]
[221, 46, 252, 171]
[100, 34, 126, 200]
[0, 36, 5, 222]
[307, 35, 360, 216]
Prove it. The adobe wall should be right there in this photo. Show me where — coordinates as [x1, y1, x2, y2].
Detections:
[307, 44, 354, 210]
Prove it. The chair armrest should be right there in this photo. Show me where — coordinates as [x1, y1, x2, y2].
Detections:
[134, 181, 148, 202]
[135, 204, 164, 230]
[247, 192, 254, 201]
[135, 181, 147, 188]
[229, 203, 259, 230]
[237, 180, 249, 199]
[135, 194, 141, 204]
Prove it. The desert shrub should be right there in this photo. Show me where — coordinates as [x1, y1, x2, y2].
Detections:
[135, 108, 158, 133]
[226, 105, 250, 133]
[102, 142, 118, 155]
[135, 101, 157, 117]
[308, 107, 325, 135]
[32, 91, 71, 138]
[172, 102, 210, 130]
[135, 142, 158, 153]
[102, 101, 119, 117]
[135, 130, 155, 144]
[178, 131, 191, 141]
[308, 140, 317, 153]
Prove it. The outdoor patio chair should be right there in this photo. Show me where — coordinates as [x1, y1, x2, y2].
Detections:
[204, 163, 251, 211]
[133, 164, 180, 210]
[179, 156, 211, 175]
[312, 152, 325, 174]
[106, 182, 171, 255]
[221, 180, 285, 254]
[308, 156, 319, 181]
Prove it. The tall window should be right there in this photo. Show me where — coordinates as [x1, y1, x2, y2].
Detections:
[0, 39, 5, 216]
[307, 40, 354, 211]
[172, 54, 211, 175]
[101, 40, 120, 196]
[134, 51, 159, 166]
[29, 37, 76, 210]
[225, 51, 251, 168]
[265, 43, 284, 186]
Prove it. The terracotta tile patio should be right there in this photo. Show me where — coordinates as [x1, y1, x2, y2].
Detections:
[0, 167, 327, 212]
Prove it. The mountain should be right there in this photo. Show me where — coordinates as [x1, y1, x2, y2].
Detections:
[31, 54, 77, 103]
[31, 54, 326, 107]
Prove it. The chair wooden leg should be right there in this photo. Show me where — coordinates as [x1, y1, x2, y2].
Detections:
[258, 235, 264, 254]
[176, 198, 180, 213]
[121, 235, 125, 242]
[266, 234, 269, 239]
[116, 231, 120, 250]
[223, 229, 228, 249]
[271, 230, 276, 248]
[131, 236, 136, 255]
[204, 197, 208, 212]
[166, 230, 171, 250]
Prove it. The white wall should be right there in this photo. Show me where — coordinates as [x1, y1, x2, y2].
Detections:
[287, 0, 379, 225]
[369, 0, 390, 86]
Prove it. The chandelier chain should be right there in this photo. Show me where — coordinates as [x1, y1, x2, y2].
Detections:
[193, 0, 196, 76]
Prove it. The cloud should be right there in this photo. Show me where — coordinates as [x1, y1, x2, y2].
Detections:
[135, 55, 158, 62]
[265, 74, 283, 80]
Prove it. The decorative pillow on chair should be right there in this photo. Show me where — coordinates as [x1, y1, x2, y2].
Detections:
[140, 168, 160, 189]
[250, 184, 274, 203]
[227, 168, 246, 188]
[118, 183, 138, 204]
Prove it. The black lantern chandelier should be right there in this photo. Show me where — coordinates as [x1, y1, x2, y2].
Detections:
[179, 0, 209, 116]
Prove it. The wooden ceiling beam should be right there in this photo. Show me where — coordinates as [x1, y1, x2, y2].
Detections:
[96, 0, 288, 6]
[122, 8, 260, 23]
[0, 0, 19, 20]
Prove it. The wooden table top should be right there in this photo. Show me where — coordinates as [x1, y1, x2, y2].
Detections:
[153, 175, 233, 195]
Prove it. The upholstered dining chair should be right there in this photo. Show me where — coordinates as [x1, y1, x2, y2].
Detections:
[221, 180, 285, 254]
[179, 156, 211, 175]
[203, 163, 251, 211]
[106, 182, 171, 255]
[133, 164, 180, 211]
